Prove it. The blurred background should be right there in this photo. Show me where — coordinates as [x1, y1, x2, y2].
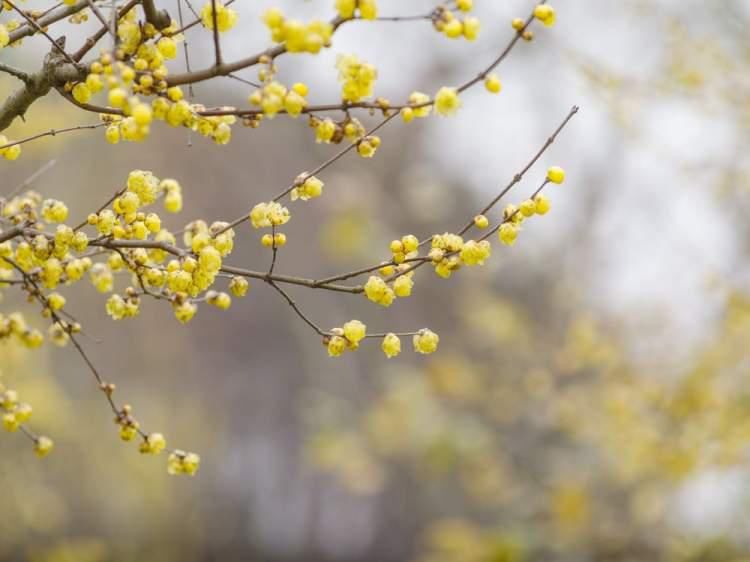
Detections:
[2, 0, 750, 560]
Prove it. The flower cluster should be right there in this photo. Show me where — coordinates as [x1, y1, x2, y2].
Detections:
[249, 81, 309, 119]
[291, 175, 324, 202]
[336, 54, 378, 102]
[249, 201, 291, 229]
[200, 0, 238, 32]
[0, 1, 571, 480]
[0, 1, 561, 164]
[326, 319, 368, 357]
[263, 7, 333, 54]
[335, 0, 378, 20]
[433, 4, 480, 41]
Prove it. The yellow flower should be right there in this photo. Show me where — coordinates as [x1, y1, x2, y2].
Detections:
[72, 82, 92, 104]
[462, 17, 480, 40]
[408, 91, 432, 118]
[474, 215, 489, 229]
[393, 275, 413, 297]
[520, 199, 536, 217]
[314, 118, 337, 143]
[498, 223, 518, 246]
[41, 199, 69, 223]
[547, 165, 565, 184]
[230, 276, 249, 297]
[485, 74, 502, 94]
[174, 301, 197, 324]
[413, 329, 439, 354]
[533, 5, 556, 26]
[435, 87, 461, 117]
[327, 335, 347, 357]
[291, 176, 324, 201]
[249, 202, 290, 228]
[139, 432, 167, 454]
[357, 136, 380, 158]
[201, 1, 238, 32]
[336, 54, 378, 102]
[119, 421, 140, 441]
[364, 276, 395, 307]
[534, 193, 551, 215]
[108, 87, 127, 108]
[358, 0, 377, 20]
[207, 291, 232, 310]
[157, 37, 177, 59]
[34, 436, 54, 458]
[335, 0, 356, 19]
[343, 319, 367, 345]
[459, 240, 491, 266]
[381, 333, 401, 358]
[443, 19, 463, 39]
[47, 292, 66, 311]
[168, 450, 201, 475]
[2, 412, 19, 432]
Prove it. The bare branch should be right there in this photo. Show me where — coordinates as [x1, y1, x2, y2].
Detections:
[0, 62, 30, 83]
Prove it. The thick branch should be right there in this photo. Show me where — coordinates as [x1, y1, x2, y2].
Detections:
[142, 0, 171, 30]
[0, 51, 85, 132]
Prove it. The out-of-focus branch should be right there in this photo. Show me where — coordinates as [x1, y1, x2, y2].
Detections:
[0, 63, 30, 83]
[141, 0, 171, 30]
[5, 0, 78, 65]
[8, 0, 91, 44]
[72, 0, 140, 61]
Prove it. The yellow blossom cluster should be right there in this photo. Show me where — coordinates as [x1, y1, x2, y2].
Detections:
[291, 175, 324, 202]
[336, 54, 378, 102]
[0, 312, 44, 349]
[433, 4, 480, 41]
[249, 81, 309, 119]
[263, 7, 333, 54]
[0, 1, 560, 164]
[61, 13, 239, 146]
[335, 0, 378, 20]
[249, 201, 291, 229]
[200, 0, 238, 32]
[326, 319, 368, 357]
[0, 0, 569, 480]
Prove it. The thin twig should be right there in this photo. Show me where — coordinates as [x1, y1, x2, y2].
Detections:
[85, 0, 117, 40]
[0, 62, 30, 83]
[0, 123, 106, 151]
[5, 0, 78, 65]
[210, 0, 222, 66]
[5, 160, 57, 199]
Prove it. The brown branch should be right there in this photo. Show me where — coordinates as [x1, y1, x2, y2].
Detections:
[220, 264, 361, 294]
[141, 0, 171, 30]
[209, 0, 222, 66]
[456, 104, 580, 236]
[0, 123, 105, 150]
[8, 0, 90, 44]
[0, 62, 30, 83]
[72, 0, 140, 61]
[267, 281, 327, 336]
[5, 0, 78, 65]
[0, 39, 85, 132]
[84, 0, 116, 40]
